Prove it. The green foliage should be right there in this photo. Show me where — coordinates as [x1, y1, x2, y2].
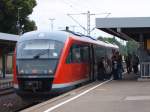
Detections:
[126, 40, 139, 54]
[97, 36, 125, 55]
[0, 0, 37, 34]
[97, 36, 139, 55]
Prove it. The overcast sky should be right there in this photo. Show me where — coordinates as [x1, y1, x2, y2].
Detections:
[30, 0, 150, 37]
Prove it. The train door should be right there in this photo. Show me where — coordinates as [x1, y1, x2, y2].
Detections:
[93, 45, 99, 81]
[89, 44, 96, 81]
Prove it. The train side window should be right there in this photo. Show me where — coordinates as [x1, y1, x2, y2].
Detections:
[106, 48, 112, 59]
[94, 46, 106, 62]
[80, 46, 90, 63]
[66, 44, 90, 64]
[72, 44, 81, 63]
[66, 48, 72, 64]
[66, 44, 81, 64]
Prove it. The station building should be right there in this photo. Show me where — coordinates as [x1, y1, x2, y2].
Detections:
[0, 32, 18, 78]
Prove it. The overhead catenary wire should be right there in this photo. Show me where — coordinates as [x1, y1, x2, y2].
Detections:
[61, 0, 82, 11]
[67, 11, 111, 36]
[67, 14, 87, 31]
[58, 0, 111, 36]
[65, 0, 92, 11]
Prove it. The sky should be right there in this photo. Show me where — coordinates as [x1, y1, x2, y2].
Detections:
[30, 0, 150, 38]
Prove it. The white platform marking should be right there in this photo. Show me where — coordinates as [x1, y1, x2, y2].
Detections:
[44, 80, 112, 112]
[125, 96, 150, 101]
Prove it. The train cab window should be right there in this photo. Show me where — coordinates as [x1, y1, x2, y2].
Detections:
[17, 39, 64, 59]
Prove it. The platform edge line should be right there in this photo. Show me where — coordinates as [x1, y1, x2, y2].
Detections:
[44, 79, 112, 112]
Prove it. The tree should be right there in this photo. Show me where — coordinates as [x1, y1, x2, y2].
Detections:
[97, 36, 139, 56]
[97, 36, 126, 55]
[0, 0, 37, 34]
[126, 40, 139, 54]
[97, 36, 105, 41]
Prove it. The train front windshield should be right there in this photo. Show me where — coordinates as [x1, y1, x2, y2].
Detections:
[16, 39, 64, 75]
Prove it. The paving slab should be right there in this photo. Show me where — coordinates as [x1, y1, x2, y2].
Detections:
[22, 78, 150, 112]
[50, 80, 150, 112]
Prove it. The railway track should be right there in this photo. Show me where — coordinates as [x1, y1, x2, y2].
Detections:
[0, 78, 13, 95]
[0, 82, 90, 112]
[0, 87, 14, 96]
[0, 92, 42, 112]
[0, 79, 13, 89]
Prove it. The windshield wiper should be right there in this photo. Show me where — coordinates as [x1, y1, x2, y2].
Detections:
[33, 49, 49, 59]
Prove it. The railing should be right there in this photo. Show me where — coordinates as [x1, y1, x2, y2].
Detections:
[140, 62, 150, 78]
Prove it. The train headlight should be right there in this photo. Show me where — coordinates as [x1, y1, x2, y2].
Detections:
[19, 69, 24, 74]
[48, 69, 53, 74]
[32, 69, 37, 74]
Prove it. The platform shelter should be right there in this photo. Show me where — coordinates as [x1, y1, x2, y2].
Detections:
[96, 17, 150, 78]
[0, 33, 18, 78]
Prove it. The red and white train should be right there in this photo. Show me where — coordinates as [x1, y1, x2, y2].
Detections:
[13, 30, 118, 98]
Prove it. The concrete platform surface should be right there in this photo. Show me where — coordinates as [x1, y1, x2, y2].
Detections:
[22, 79, 150, 112]
[0, 74, 13, 90]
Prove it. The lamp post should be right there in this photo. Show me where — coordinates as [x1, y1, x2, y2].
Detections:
[49, 18, 55, 32]
[17, 7, 22, 35]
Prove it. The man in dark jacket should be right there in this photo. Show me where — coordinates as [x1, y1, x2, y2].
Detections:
[125, 53, 132, 73]
[112, 54, 119, 80]
[132, 53, 139, 74]
[113, 51, 123, 80]
[97, 57, 106, 80]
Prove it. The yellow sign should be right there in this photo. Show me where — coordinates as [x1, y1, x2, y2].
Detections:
[147, 39, 150, 49]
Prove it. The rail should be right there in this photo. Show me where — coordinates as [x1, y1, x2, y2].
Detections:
[140, 62, 150, 78]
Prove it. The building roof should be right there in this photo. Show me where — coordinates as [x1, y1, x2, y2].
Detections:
[0, 32, 19, 42]
[96, 17, 150, 41]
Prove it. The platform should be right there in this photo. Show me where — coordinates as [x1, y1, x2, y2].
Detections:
[21, 72, 150, 112]
[0, 74, 13, 90]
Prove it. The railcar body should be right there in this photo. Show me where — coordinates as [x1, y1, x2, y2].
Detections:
[13, 31, 118, 99]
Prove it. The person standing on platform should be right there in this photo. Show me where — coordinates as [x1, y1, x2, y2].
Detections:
[97, 57, 106, 80]
[112, 53, 119, 80]
[125, 53, 132, 73]
[132, 53, 139, 74]
[116, 51, 123, 80]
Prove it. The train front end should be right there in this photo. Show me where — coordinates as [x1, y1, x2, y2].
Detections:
[13, 31, 65, 98]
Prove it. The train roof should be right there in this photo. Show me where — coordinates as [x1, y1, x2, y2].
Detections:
[0, 32, 19, 41]
[70, 33, 118, 49]
[19, 31, 118, 49]
[18, 31, 69, 42]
